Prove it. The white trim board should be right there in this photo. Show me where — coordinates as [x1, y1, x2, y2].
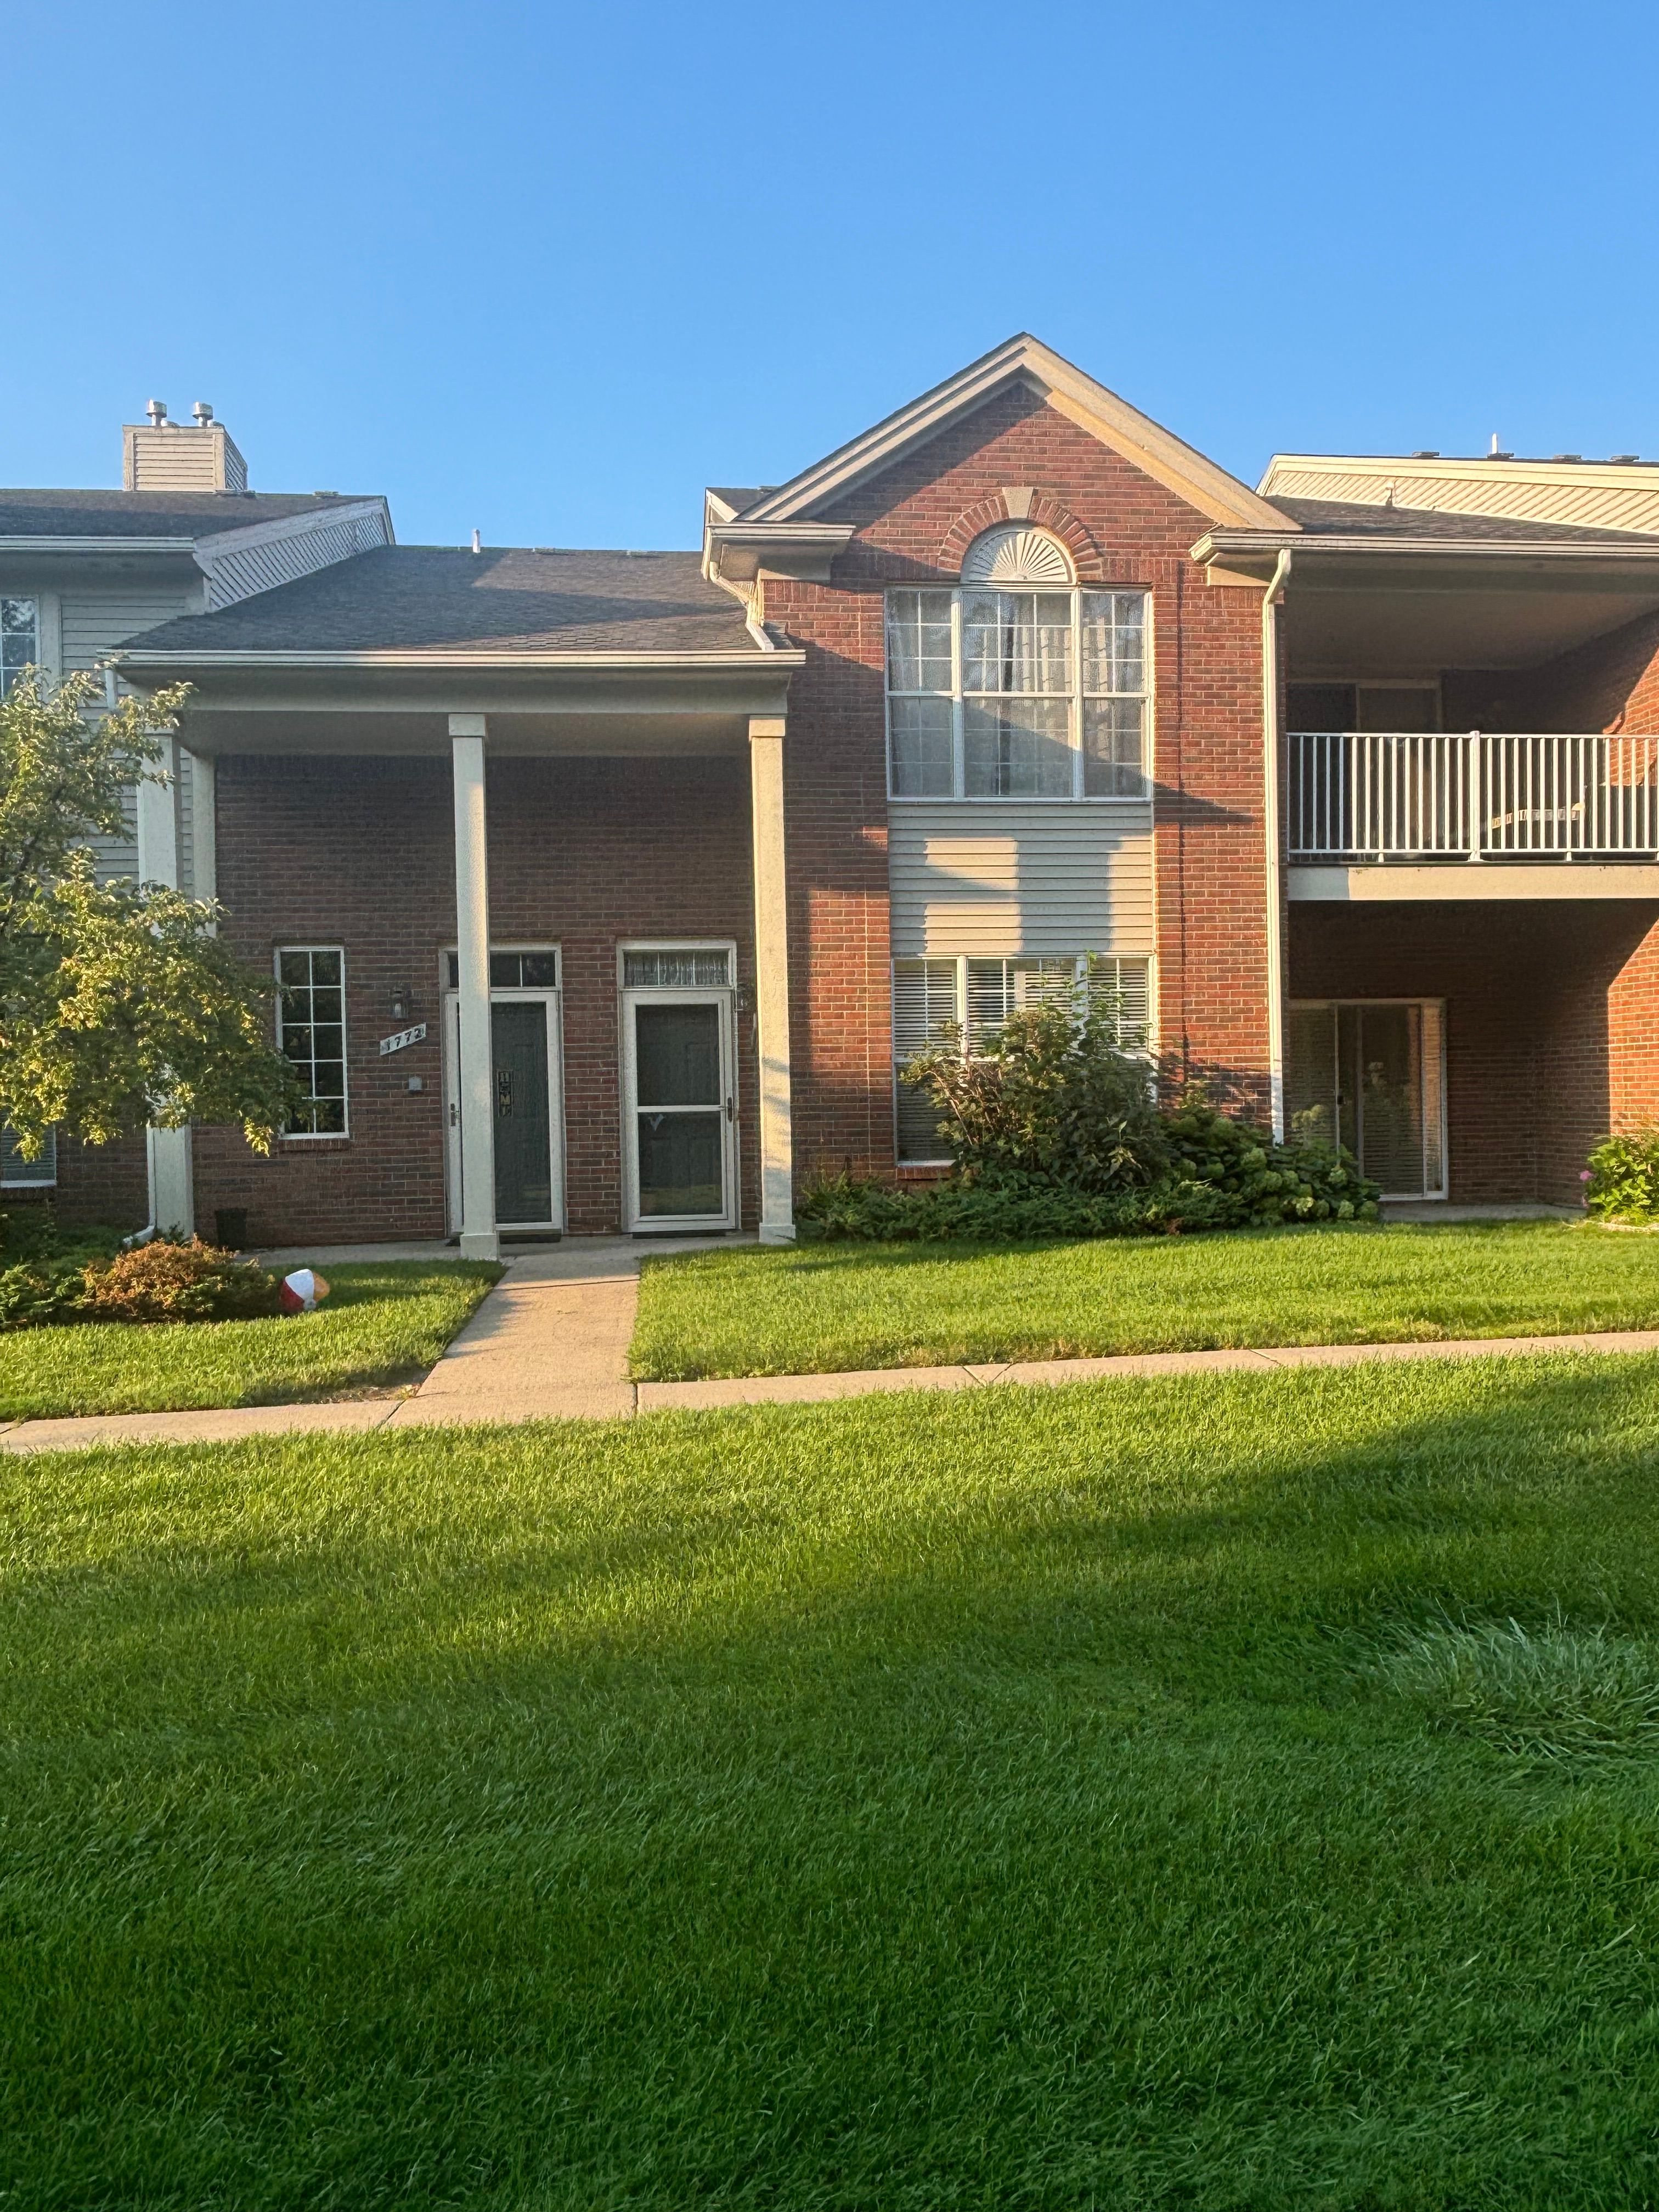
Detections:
[1290, 864, 1659, 901]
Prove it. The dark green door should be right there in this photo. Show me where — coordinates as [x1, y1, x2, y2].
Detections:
[492, 1001, 553, 1225]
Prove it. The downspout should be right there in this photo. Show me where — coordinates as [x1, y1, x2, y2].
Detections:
[1261, 548, 1292, 1141]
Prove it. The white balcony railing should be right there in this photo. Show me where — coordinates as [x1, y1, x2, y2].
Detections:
[1289, 732, 1659, 861]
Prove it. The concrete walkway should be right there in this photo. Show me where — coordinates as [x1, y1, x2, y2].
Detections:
[2, 1229, 1657, 1452]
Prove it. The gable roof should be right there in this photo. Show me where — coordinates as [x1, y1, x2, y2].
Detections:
[0, 487, 380, 545]
[738, 334, 1293, 531]
[118, 545, 771, 661]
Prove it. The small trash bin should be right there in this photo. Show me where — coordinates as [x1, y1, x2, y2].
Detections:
[214, 1206, 249, 1250]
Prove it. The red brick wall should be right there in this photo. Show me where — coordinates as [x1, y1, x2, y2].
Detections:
[1290, 899, 1659, 1201]
[180, 751, 758, 1246]
[35, 1133, 148, 1235]
[763, 383, 1274, 1182]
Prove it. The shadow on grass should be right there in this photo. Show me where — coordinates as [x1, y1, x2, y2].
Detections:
[7, 1356, 1659, 2211]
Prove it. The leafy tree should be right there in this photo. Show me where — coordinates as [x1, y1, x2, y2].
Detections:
[0, 668, 296, 1159]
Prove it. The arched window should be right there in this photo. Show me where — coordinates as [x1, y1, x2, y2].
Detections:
[885, 534, 1149, 801]
[960, 524, 1075, 587]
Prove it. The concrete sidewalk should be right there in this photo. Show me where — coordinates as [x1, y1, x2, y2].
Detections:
[2, 1223, 1657, 1451]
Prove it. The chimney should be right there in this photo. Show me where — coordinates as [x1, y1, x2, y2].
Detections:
[122, 400, 249, 493]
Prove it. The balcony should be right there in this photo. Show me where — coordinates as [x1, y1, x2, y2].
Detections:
[1287, 731, 1659, 900]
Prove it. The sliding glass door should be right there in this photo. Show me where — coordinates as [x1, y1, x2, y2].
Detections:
[1286, 1000, 1446, 1199]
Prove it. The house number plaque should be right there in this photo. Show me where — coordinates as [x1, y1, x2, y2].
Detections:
[379, 1023, 427, 1057]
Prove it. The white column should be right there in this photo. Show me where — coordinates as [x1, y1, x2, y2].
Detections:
[135, 740, 194, 1236]
[189, 749, 217, 918]
[450, 715, 499, 1260]
[749, 715, 794, 1243]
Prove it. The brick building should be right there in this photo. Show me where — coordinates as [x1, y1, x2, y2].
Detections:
[10, 338, 1659, 1251]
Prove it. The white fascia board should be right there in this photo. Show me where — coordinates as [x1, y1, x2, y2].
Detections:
[115, 648, 807, 671]
[190, 498, 393, 560]
[1291, 862, 1659, 901]
[0, 535, 198, 554]
[745, 333, 1291, 532]
[1193, 529, 1659, 566]
[707, 520, 857, 585]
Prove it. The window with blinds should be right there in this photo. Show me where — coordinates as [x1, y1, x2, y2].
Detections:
[893, 955, 1153, 1161]
[0, 1124, 56, 1187]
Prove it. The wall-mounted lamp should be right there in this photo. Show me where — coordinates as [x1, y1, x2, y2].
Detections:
[390, 986, 412, 1022]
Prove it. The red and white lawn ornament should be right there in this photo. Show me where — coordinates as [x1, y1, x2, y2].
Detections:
[279, 1267, 332, 1313]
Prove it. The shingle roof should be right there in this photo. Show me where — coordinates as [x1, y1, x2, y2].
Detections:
[122, 545, 764, 656]
[0, 488, 377, 540]
[1271, 495, 1659, 546]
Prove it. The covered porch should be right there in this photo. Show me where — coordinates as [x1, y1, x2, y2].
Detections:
[115, 644, 804, 1256]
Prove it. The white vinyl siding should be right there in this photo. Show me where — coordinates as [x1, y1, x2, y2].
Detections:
[59, 588, 197, 673]
[888, 802, 1155, 957]
[201, 506, 391, 610]
[893, 953, 1152, 1164]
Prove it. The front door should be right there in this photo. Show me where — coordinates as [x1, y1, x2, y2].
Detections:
[444, 973, 565, 1235]
[622, 991, 737, 1232]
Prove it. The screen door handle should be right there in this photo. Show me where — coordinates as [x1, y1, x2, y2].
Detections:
[725, 1095, 736, 1121]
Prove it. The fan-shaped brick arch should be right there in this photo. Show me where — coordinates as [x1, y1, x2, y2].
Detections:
[939, 491, 1104, 581]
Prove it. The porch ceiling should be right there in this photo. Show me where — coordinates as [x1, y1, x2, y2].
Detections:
[116, 654, 800, 757]
[1283, 569, 1659, 675]
[1201, 537, 1659, 674]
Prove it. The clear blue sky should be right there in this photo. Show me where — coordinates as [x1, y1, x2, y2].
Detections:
[5, 1, 1654, 550]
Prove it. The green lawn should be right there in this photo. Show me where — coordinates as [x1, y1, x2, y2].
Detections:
[0, 1260, 499, 1418]
[5, 1361, 1659, 2204]
[630, 1218, 1659, 1379]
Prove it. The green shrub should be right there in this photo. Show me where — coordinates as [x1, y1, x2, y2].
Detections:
[802, 984, 1381, 1243]
[902, 970, 1168, 1194]
[1584, 1127, 1659, 1223]
[0, 1256, 92, 1328]
[1163, 1101, 1376, 1228]
[0, 1206, 123, 1268]
[79, 1238, 282, 1324]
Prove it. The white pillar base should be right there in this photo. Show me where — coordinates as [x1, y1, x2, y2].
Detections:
[758, 1222, 797, 1245]
[459, 1231, 501, 1261]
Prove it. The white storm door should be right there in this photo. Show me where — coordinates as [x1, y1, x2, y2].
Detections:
[622, 990, 737, 1232]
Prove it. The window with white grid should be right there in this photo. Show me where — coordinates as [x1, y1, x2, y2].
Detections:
[1, 599, 38, 697]
[886, 576, 1149, 802]
[892, 954, 1152, 1163]
[276, 947, 348, 1136]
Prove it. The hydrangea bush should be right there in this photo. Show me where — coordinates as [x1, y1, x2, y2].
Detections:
[799, 972, 1380, 1244]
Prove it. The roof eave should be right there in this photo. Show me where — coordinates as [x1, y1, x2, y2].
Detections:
[1192, 529, 1659, 566]
[706, 520, 857, 585]
[0, 535, 201, 555]
[114, 647, 806, 673]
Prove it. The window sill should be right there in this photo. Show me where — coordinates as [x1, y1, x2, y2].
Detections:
[886, 793, 1152, 806]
